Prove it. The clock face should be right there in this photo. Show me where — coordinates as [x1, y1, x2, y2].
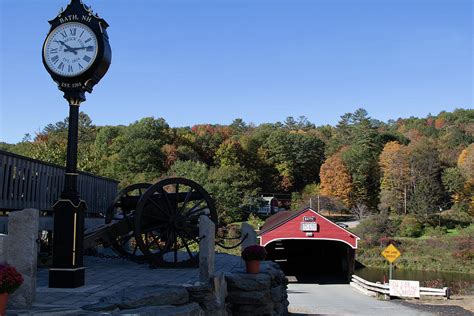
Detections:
[44, 22, 98, 77]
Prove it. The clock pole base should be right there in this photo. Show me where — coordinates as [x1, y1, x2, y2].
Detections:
[49, 268, 85, 288]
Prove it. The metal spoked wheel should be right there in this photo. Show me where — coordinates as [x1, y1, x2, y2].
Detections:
[105, 183, 152, 261]
[134, 177, 217, 268]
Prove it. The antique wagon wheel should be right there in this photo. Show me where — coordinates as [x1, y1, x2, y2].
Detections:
[134, 177, 217, 268]
[105, 183, 152, 261]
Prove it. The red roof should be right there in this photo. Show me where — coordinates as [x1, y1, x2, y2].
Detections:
[258, 208, 360, 249]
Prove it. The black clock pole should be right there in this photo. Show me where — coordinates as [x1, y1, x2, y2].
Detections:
[49, 92, 86, 288]
[43, 0, 111, 288]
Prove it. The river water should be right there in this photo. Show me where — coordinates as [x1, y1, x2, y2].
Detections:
[355, 267, 474, 294]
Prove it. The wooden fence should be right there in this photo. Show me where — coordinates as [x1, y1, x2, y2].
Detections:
[0, 150, 118, 215]
[351, 274, 450, 299]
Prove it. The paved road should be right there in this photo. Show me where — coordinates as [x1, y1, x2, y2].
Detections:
[287, 281, 434, 315]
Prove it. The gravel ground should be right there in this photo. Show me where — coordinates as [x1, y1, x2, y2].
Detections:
[395, 300, 473, 316]
[394, 295, 474, 316]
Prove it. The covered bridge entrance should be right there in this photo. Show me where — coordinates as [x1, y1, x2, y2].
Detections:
[259, 208, 360, 281]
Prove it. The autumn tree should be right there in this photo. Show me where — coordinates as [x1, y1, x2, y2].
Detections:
[379, 141, 410, 214]
[320, 151, 352, 208]
[454, 144, 474, 214]
[189, 124, 232, 165]
[214, 140, 245, 167]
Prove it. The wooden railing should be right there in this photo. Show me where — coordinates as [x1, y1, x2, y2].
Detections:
[351, 275, 450, 299]
[0, 150, 118, 215]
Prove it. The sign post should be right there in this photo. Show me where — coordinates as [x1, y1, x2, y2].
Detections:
[381, 243, 401, 281]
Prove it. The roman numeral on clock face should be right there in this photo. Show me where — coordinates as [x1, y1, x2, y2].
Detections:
[51, 55, 59, 64]
[50, 48, 58, 54]
[69, 28, 77, 36]
[68, 65, 73, 73]
[58, 62, 64, 71]
[84, 38, 92, 43]
[83, 55, 92, 63]
[60, 31, 67, 38]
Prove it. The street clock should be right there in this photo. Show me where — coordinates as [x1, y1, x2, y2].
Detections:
[43, 0, 111, 288]
[42, 0, 111, 99]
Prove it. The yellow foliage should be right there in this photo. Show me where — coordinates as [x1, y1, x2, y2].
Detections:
[320, 151, 352, 207]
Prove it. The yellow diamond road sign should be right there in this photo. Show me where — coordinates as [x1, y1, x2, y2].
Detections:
[382, 244, 401, 263]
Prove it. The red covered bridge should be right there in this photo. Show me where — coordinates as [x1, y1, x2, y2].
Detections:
[258, 208, 360, 280]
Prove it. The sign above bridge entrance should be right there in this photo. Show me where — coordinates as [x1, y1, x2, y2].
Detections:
[382, 244, 401, 263]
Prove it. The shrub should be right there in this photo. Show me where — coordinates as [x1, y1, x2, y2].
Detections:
[241, 245, 267, 261]
[0, 264, 23, 294]
[247, 213, 265, 230]
[399, 215, 423, 237]
[440, 210, 472, 229]
[353, 212, 393, 246]
[378, 236, 401, 247]
[423, 226, 447, 237]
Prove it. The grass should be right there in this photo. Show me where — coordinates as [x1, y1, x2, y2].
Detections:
[356, 225, 474, 274]
[446, 228, 460, 236]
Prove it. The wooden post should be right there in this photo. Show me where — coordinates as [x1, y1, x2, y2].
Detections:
[389, 262, 393, 280]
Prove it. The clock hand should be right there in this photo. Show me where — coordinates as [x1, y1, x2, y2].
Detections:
[54, 40, 78, 55]
[69, 45, 94, 52]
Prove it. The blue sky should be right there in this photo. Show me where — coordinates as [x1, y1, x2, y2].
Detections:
[1, 0, 472, 144]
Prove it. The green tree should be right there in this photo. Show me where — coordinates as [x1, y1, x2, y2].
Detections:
[214, 140, 245, 167]
[115, 117, 172, 184]
[260, 130, 325, 191]
[406, 139, 443, 221]
[168, 160, 210, 186]
[208, 164, 259, 223]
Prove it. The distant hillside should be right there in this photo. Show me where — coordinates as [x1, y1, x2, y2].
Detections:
[4, 108, 473, 224]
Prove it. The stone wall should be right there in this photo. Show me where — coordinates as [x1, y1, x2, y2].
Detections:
[225, 261, 289, 315]
[82, 274, 228, 316]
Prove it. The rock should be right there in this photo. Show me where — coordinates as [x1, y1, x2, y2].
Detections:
[270, 286, 282, 302]
[227, 290, 271, 305]
[213, 272, 227, 307]
[0, 234, 6, 264]
[199, 215, 215, 283]
[7, 208, 39, 306]
[187, 284, 214, 304]
[240, 223, 257, 254]
[101, 285, 189, 309]
[233, 302, 274, 315]
[274, 302, 284, 314]
[261, 266, 285, 287]
[82, 302, 119, 312]
[225, 273, 272, 291]
[113, 303, 204, 316]
[186, 283, 217, 311]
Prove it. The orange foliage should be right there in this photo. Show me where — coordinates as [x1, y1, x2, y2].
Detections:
[434, 118, 446, 129]
[457, 144, 474, 214]
[319, 151, 352, 207]
[162, 144, 178, 169]
[457, 144, 474, 181]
